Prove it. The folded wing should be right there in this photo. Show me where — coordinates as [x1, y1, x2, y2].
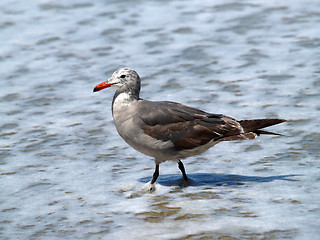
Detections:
[139, 101, 246, 150]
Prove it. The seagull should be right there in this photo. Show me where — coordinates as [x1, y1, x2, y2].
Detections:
[93, 68, 286, 187]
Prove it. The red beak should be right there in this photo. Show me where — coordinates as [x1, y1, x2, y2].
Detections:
[93, 81, 114, 92]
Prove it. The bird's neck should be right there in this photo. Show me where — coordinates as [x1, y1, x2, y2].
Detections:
[112, 90, 139, 112]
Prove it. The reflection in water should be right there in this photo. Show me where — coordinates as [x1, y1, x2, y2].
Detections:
[140, 173, 300, 187]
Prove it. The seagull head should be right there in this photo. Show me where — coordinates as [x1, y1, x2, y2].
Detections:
[93, 68, 141, 93]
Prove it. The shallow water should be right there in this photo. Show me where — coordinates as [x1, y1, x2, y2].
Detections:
[1, 0, 320, 239]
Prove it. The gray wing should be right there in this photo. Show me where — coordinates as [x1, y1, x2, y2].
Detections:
[138, 100, 244, 150]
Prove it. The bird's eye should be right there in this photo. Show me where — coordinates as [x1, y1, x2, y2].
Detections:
[120, 75, 126, 78]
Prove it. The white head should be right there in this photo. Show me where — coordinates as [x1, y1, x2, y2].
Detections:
[93, 68, 141, 96]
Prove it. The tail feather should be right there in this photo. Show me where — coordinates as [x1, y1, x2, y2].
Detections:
[239, 119, 286, 133]
[254, 129, 285, 136]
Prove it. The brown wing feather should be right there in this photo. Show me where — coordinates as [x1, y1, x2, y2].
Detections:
[139, 101, 286, 151]
[139, 101, 245, 150]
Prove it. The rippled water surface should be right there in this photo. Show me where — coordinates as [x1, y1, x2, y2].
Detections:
[1, 0, 320, 239]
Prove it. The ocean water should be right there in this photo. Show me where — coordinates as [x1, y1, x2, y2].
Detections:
[1, 0, 320, 239]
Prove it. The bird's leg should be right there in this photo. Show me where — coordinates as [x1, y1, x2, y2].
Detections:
[178, 160, 188, 181]
[151, 163, 159, 184]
